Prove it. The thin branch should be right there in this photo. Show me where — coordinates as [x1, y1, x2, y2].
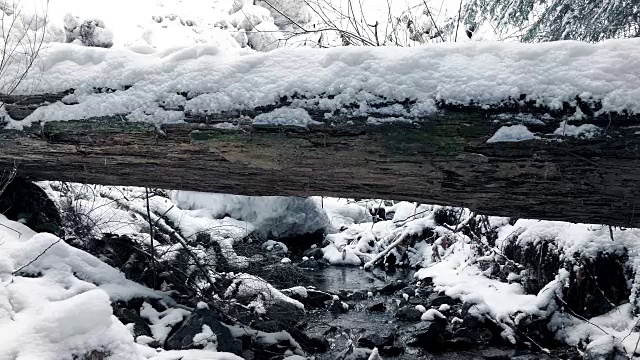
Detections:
[12, 238, 61, 275]
[145, 187, 156, 290]
[454, 0, 463, 42]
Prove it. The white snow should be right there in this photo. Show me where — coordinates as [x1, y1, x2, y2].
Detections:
[5, 38, 640, 128]
[553, 121, 603, 138]
[416, 241, 566, 330]
[226, 324, 304, 355]
[140, 303, 191, 344]
[192, 325, 217, 350]
[146, 349, 243, 360]
[487, 124, 538, 143]
[421, 308, 445, 321]
[224, 273, 304, 310]
[196, 302, 209, 310]
[171, 191, 328, 238]
[253, 107, 320, 127]
[0, 213, 243, 360]
[283, 286, 308, 298]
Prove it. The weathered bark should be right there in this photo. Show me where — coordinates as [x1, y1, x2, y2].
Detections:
[1, 93, 639, 227]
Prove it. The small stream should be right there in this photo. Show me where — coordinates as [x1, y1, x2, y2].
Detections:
[299, 266, 558, 360]
[302, 266, 425, 359]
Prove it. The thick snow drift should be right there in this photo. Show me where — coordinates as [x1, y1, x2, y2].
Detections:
[0, 212, 244, 360]
[5, 38, 640, 128]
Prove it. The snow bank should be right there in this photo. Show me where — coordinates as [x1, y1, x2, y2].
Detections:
[171, 191, 328, 238]
[0, 215, 143, 359]
[41, 183, 254, 269]
[0, 211, 250, 360]
[6, 38, 640, 128]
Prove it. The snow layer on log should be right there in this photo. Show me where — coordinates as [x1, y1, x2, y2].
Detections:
[4, 38, 640, 128]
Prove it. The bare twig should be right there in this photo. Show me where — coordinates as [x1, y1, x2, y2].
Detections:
[145, 187, 156, 290]
[454, 0, 463, 42]
[12, 238, 61, 275]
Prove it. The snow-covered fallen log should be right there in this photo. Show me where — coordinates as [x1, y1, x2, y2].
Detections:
[1, 39, 640, 227]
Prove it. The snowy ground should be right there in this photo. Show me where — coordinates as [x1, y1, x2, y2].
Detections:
[2, 0, 640, 358]
[30, 183, 640, 357]
[0, 212, 245, 360]
[3, 179, 640, 357]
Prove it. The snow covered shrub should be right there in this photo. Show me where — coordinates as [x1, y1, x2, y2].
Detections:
[64, 14, 113, 48]
[256, 0, 313, 27]
[228, 3, 273, 31]
[0, 0, 50, 100]
[247, 21, 283, 51]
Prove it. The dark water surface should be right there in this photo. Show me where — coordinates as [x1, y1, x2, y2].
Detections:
[302, 266, 557, 360]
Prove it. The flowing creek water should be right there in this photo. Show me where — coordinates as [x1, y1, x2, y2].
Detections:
[299, 266, 562, 360]
[304, 266, 422, 359]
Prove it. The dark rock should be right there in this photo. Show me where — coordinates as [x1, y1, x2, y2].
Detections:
[420, 277, 434, 287]
[89, 235, 157, 288]
[317, 258, 330, 269]
[368, 302, 386, 312]
[379, 346, 404, 356]
[384, 253, 397, 267]
[454, 327, 493, 346]
[0, 177, 61, 234]
[401, 321, 443, 348]
[302, 245, 324, 260]
[307, 336, 330, 353]
[379, 281, 407, 295]
[113, 307, 151, 338]
[400, 287, 416, 297]
[516, 317, 556, 348]
[298, 258, 319, 269]
[408, 297, 423, 305]
[264, 303, 305, 328]
[429, 294, 456, 308]
[358, 330, 395, 348]
[305, 289, 334, 308]
[165, 309, 242, 355]
[349, 291, 368, 301]
[461, 312, 483, 329]
[328, 300, 348, 314]
[251, 319, 283, 333]
[370, 207, 386, 222]
[277, 229, 325, 256]
[446, 337, 476, 350]
[395, 306, 422, 321]
[303, 247, 324, 260]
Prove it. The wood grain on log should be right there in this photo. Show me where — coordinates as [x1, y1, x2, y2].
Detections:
[0, 93, 639, 227]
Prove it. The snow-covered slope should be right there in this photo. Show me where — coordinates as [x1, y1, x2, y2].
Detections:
[0, 213, 244, 360]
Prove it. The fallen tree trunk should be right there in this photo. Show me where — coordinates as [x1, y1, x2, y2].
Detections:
[1, 92, 639, 228]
